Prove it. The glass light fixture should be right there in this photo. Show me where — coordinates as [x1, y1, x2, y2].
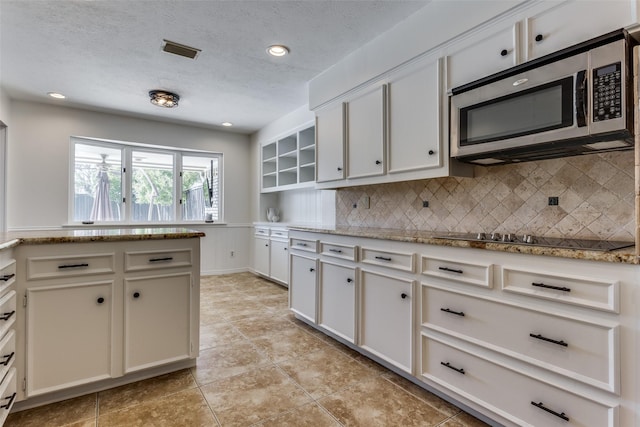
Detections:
[221, 122, 233, 127]
[149, 90, 180, 108]
[48, 92, 66, 99]
[267, 45, 289, 57]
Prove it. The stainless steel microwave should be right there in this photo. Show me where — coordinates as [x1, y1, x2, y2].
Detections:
[450, 31, 634, 165]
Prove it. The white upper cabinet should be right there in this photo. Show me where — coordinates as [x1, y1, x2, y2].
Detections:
[346, 84, 386, 179]
[446, 21, 519, 91]
[525, 0, 636, 61]
[315, 103, 346, 183]
[388, 55, 442, 173]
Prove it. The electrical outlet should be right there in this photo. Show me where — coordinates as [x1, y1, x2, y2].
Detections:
[422, 200, 429, 208]
[352, 203, 357, 208]
[230, 251, 235, 257]
[548, 196, 559, 206]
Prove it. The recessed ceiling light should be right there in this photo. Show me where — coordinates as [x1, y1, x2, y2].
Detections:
[221, 122, 233, 127]
[267, 45, 289, 57]
[48, 92, 66, 99]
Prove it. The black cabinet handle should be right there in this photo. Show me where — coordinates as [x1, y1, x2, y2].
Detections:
[375, 160, 381, 165]
[441, 361, 465, 374]
[532, 282, 570, 292]
[439, 266, 463, 274]
[329, 249, 343, 253]
[0, 392, 16, 410]
[531, 401, 569, 421]
[296, 243, 308, 247]
[346, 278, 353, 283]
[97, 297, 105, 304]
[375, 256, 392, 262]
[529, 333, 568, 347]
[0, 274, 14, 282]
[133, 292, 141, 299]
[284, 248, 287, 251]
[441, 308, 465, 317]
[500, 49, 508, 57]
[428, 150, 435, 155]
[309, 268, 315, 272]
[535, 34, 544, 42]
[149, 257, 173, 263]
[337, 167, 343, 171]
[401, 293, 408, 299]
[0, 352, 14, 366]
[58, 263, 89, 269]
[265, 244, 269, 247]
[0, 311, 15, 321]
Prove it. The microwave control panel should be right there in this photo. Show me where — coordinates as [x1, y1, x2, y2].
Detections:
[592, 62, 622, 122]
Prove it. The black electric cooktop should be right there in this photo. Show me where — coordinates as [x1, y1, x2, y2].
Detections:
[433, 232, 634, 252]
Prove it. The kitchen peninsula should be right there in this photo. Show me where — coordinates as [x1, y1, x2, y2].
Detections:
[0, 228, 204, 418]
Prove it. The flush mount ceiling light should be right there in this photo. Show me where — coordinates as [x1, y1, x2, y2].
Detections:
[47, 92, 66, 99]
[267, 45, 289, 57]
[149, 90, 179, 108]
[221, 122, 233, 127]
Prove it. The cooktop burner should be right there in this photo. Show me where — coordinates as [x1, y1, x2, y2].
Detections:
[433, 232, 634, 252]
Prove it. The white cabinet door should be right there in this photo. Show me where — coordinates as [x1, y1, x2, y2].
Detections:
[346, 85, 386, 179]
[316, 103, 346, 183]
[526, 0, 634, 60]
[360, 270, 413, 373]
[446, 22, 518, 90]
[319, 261, 356, 343]
[289, 254, 317, 323]
[26, 281, 114, 396]
[124, 273, 192, 373]
[388, 57, 442, 174]
[269, 239, 289, 285]
[253, 236, 270, 277]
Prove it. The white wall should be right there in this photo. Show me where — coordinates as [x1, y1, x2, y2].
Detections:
[0, 87, 10, 232]
[7, 99, 252, 274]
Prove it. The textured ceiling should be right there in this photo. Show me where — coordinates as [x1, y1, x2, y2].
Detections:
[0, 0, 429, 134]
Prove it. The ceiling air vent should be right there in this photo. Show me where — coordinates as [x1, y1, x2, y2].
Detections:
[161, 39, 201, 59]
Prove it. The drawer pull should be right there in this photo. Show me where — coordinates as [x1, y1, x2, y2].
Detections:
[375, 256, 392, 261]
[0, 274, 14, 282]
[58, 263, 89, 269]
[346, 278, 353, 283]
[440, 308, 465, 317]
[401, 293, 408, 299]
[529, 333, 568, 347]
[133, 292, 141, 299]
[296, 243, 308, 247]
[309, 268, 315, 273]
[329, 249, 343, 253]
[531, 401, 569, 421]
[439, 266, 463, 274]
[440, 361, 465, 375]
[532, 282, 571, 292]
[149, 257, 173, 263]
[0, 352, 14, 366]
[0, 393, 16, 410]
[0, 311, 15, 321]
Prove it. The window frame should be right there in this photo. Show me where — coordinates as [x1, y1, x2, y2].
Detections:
[69, 137, 223, 225]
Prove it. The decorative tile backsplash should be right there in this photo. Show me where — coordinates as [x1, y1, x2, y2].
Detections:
[336, 151, 635, 241]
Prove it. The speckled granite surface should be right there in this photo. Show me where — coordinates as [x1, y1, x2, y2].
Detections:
[289, 226, 638, 264]
[0, 228, 205, 248]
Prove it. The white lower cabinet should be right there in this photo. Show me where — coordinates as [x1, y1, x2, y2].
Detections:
[360, 270, 413, 373]
[124, 273, 192, 373]
[269, 239, 289, 284]
[289, 254, 317, 323]
[253, 235, 270, 277]
[288, 229, 639, 427]
[26, 281, 114, 396]
[253, 226, 289, 286]
[319, 261, 356, 343]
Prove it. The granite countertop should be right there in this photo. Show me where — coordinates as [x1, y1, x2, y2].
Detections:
[289, 226, 638, 264]
[0, 228, 205, 249]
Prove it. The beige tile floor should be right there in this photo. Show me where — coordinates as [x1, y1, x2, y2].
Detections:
[5, 272, 491, 427]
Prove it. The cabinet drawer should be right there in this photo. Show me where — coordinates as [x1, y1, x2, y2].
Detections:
[254, 226, 270, 237]
[125, 248, 193, 272]
[422, 335, 617, 427]
[361, 247, 414, 272]
[502, 267, 618, 313]
[27, 253, 115, 280]
[0, 260, 15, 295]
[0, 330, 15, 384]
[0, 291, 16, 342]
[270, 229, 289, 239]
[422, 286, 618, 393]
[290, 238, 317, 253]
[421, 256, 492, 288]
[0, 368, 17, 425]
[320, 242, 357, 261]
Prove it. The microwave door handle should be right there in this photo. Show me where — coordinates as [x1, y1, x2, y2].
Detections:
[576, 70, 588, 127]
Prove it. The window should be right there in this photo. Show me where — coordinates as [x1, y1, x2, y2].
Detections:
[71, 138, 222, 223]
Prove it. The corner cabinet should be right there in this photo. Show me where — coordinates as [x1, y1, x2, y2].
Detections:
[261, 122, 316, 192]
[14, 238, 201, 403]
